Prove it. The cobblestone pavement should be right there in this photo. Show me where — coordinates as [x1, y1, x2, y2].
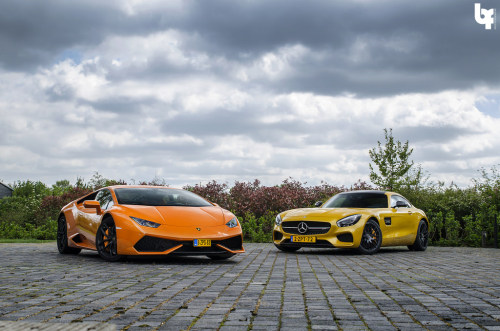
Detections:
[1, 243, 500, 331]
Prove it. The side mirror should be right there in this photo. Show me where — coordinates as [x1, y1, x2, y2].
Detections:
[314, 201, 323, 207]
[83, 200, 102, 215]
[395, 201, 407, 208]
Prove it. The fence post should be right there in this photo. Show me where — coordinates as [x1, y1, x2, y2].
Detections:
[495, 214, 498, 249]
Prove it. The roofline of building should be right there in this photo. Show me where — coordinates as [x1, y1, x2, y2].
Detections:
[0, 182, 13, 191]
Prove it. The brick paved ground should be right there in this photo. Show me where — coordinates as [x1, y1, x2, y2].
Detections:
[1, 243, 500, 330]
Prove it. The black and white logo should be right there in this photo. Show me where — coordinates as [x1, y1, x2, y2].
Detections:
[297, 222, 308, 234]
[475, 3, 496, 30]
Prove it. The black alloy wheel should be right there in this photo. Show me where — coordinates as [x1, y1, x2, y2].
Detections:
[408, 220, 429, 251]
[357, 219, 382, 255]
[96, 217, 121, 262]
[57, 215, 81, 255]
[274, 244, 301, 252]
[207, 252, 235, 260]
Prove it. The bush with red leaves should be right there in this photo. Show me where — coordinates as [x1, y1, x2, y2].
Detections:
[185, 178, 373, 218]
[35, 187, 92, 226]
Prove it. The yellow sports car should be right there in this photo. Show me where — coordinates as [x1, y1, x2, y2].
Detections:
[273, 190, 428, 254]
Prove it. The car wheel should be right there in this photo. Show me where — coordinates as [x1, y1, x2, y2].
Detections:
[96, 217, 121, 262]
[357, 219, 382, 255]
[274, 244, 301, 252]
[408, 220, 429, 251]
[57, 215, 81, 255]
[207, 252, 235, 260]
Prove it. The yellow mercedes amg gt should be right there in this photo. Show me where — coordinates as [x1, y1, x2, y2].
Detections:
[273, 190, 428, 254]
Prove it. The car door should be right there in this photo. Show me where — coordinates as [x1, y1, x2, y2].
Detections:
[386, 195, 420, 245]
[75, 191, 98, 242]
[76, 189, 114, 244]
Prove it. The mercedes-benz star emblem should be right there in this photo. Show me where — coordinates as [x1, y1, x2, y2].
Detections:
[297, 222, 308, 234]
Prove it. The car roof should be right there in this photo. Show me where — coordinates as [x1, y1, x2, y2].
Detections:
[106, 185, 175, 189]
[339, 190, 387, 194]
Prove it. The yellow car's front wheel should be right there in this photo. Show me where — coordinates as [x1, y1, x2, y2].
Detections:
[357, 219, 382, 255]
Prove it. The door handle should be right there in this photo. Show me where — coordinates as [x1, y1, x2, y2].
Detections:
[408, 211, 413, 214]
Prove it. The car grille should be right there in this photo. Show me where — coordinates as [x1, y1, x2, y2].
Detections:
[281, 221, 331, 235]
[134, 235, 243, 253]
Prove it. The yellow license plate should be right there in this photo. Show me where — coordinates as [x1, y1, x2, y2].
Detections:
[291, 236, 316, 243]
[194, 239, 211, 247]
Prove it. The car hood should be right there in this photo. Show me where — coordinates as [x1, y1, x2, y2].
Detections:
[282, 208, 372, 221]
[124, 205, 226, 227]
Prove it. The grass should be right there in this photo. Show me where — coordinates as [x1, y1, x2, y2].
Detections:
[0, 239, 56, 243]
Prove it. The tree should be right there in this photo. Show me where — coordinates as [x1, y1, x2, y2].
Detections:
[474, 165, 500, 213]
[369, 128, 417, 191]
[52, 180, 72, 195]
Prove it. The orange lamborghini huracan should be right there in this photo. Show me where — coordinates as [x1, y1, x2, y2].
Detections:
[57, 186, 245, 261]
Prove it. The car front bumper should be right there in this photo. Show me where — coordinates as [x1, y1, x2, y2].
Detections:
[273, 220, 365, 249]
[115, 218, 245, 255]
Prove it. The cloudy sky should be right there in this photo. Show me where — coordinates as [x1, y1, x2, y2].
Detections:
[1, 0, 499, 188]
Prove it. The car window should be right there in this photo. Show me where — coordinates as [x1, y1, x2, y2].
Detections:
[96, 189, 114, 210]
[114, 188, 212, 207]
[390, 195, 411, 208]
[323, 192, 388, 208]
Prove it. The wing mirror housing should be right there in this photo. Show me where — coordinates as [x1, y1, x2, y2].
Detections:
[395, 201, 407, 208]
[83, 200, 102, 215]
[314, 201, 323, 207]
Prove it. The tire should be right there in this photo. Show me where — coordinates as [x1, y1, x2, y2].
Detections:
[96, 217, 122, 262]
[207, 252, 235, 260]
[357, 219, 382, 255]
[274, 244, 301, 252]
[408, 220, 429, 251]
[57, 215, 81, 255]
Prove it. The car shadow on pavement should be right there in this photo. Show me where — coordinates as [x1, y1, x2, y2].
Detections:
[280, 247, 412, 256]
[54, 250, 238, 265]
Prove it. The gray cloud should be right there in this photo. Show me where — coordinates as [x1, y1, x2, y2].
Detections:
[1, 0, 499, 96]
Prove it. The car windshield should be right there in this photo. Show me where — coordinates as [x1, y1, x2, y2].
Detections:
[323, 192, 388, 208]
[114, 188, 213, 207]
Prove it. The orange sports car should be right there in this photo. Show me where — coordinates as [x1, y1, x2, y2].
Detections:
[57, 186, 245, 261]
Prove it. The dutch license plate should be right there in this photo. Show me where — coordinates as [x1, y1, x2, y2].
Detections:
[291, 236, 316, 243]
[194, 239, 211, 247]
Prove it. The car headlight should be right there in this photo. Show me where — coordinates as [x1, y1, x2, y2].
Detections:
[275, 214, 282, 226]
[130, 216, 160, 228]
[226, 217, 238, 228]
[336, 214, 362, 227]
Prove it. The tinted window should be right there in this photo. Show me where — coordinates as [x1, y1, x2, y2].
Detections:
[390, 195, 411, 208]
[323, 192, 388, 208]
[114, 188, 212, 207]
[96, 189, 114, 210]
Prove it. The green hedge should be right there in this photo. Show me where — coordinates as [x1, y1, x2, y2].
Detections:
[1, 173, 499, 247]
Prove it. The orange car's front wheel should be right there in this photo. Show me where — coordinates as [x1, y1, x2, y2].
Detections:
[96, 217, 122, 262]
